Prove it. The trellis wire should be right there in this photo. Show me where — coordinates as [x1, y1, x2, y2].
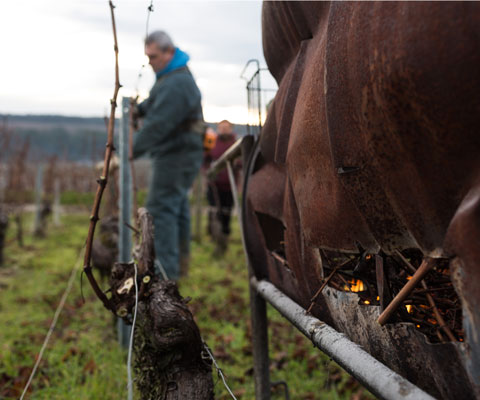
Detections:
[127, 262, 139, 400]
[202, 341, 238, 400]
[134, 0, 155, 96]
[145, 0, 154, 39]
[19, 247, 84, 400]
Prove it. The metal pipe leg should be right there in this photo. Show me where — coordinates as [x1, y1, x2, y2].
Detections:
[249, 278, 271, 400]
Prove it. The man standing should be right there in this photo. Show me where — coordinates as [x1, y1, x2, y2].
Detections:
[133, 31, 204, 280]
[204, 120, 237, 255]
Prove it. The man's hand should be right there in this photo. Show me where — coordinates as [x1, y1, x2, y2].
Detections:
[130, 98, 140, 130]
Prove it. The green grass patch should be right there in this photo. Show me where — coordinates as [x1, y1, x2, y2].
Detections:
[60, 191, 95, 207]
[0, 213, 127, 399]
[0, 211, 373, 399]
[60, 190, 147, 209]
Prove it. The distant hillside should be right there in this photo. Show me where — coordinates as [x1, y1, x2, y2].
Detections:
[2, 115, 111, 163]
[1, 114, 249, 163]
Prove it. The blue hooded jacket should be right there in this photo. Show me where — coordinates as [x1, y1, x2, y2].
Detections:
[133, 47, 204, 161]
[156, 47, 190, 79]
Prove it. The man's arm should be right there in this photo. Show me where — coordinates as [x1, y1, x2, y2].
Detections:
[136, 98, 148, 118]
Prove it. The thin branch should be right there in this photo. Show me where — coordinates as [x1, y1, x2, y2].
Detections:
[82, 0, 121, 311]
[377, 258, 435, 325]
[306, 259, 351, 314]
[125, 221, 140, 235]
[394, 250, 456, 341]
[270, 251, 288, 266]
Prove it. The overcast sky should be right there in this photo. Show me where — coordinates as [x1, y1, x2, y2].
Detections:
[0, 0, 277, 124]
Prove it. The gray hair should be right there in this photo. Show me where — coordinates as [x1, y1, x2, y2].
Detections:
[145, 30, 174, 51]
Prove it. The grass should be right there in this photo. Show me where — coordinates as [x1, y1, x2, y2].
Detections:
[0, 189, 150, 208]
[59, 190, 148, 208]
[0, 214, 127, 399]
[0, 211, 373, 399]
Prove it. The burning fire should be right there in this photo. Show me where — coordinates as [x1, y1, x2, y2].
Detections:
[344, 279, 365, 292]
[405, 305, 413, 313]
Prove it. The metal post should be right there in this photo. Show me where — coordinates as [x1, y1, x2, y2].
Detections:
[244, 137, 270, 400]
[231, 136, 271, 399]
[249, 279, 271, 400]
[256, 71, 263, 130]
[208, 135, 271, 398]
[53, 178, 61, 226]
[33, 164, 44, 236]
[117, 97, 133, 347]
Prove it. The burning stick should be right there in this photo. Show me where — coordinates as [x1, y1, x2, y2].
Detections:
[307, 259, 351, 314]
[82, 0, 120, 311]
[270, 251, 288, 266]
[377, 257, 435, 326]
[394, 250, 456, 341]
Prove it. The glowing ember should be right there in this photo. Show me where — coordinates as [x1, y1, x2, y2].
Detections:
[344, 279, 364, 292]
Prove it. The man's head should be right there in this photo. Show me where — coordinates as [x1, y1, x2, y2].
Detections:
[217, 120, 234, 135]
[145, 31, 175, 73]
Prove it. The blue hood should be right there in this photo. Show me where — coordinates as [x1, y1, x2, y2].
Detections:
[156, 47, 190, 79]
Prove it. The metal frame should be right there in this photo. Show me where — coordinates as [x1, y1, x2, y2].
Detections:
[207, 131, 437, 399]
[240, 59, 276, 137]
[251, 278, 435, 400]
[208, 136, 272, 399]
[117, 96, 133, 347]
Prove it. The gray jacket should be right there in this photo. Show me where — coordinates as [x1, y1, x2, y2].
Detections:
[133, 67, 204, 160]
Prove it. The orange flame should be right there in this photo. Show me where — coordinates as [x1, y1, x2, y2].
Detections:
[345, 279, 364, 292]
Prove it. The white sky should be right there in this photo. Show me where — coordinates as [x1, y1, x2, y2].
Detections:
[0, 0, 277, 124]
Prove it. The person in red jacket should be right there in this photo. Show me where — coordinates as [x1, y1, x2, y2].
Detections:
[204, 120, 237, 255]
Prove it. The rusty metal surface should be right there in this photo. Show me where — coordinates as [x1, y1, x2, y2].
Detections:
[259, 0, 480, 255]
[446, 181, 480, 390]
[243, 1, 480, 398]
[320, 286, 474, 400]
